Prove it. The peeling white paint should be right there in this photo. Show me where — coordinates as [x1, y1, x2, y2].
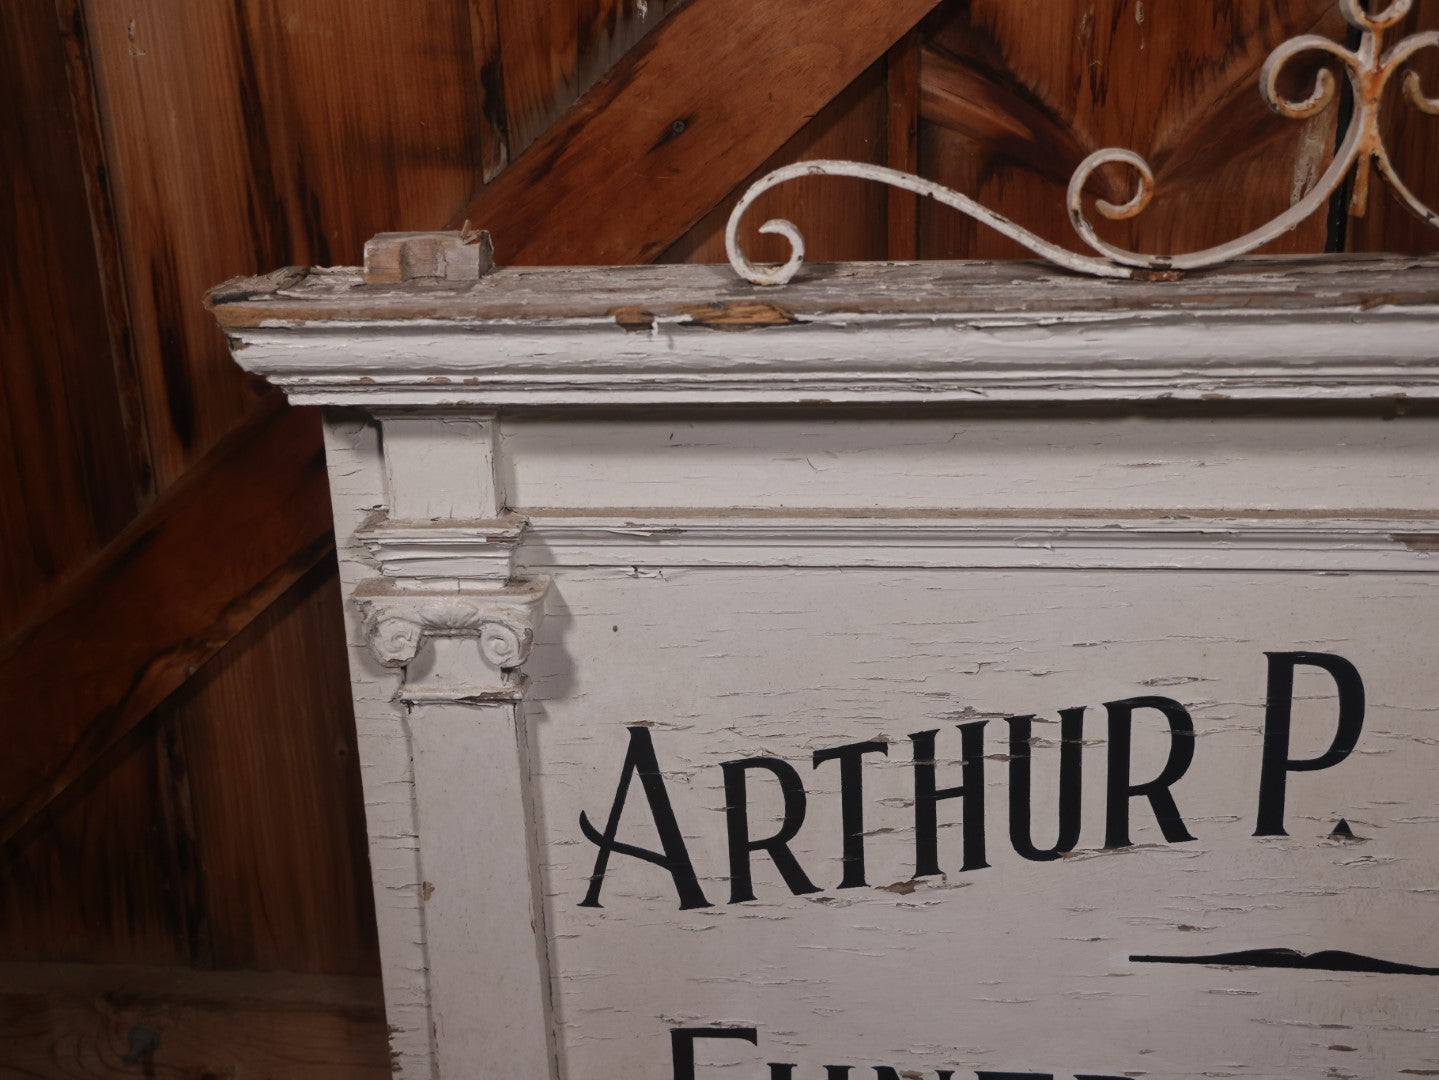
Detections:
[226, 253, 1439, 1079]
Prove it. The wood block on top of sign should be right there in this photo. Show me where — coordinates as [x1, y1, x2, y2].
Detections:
[362, 228, 495, 285]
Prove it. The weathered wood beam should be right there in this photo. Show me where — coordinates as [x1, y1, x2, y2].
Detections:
[0, 961, 389, 1077]
[0, 401, 333, 848]
[886, 30, 923, 260]
[2, 0, 943, 846]
[451, 0, 944, 264]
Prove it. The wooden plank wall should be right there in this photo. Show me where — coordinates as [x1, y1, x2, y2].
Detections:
[2, 0, 1437, 1072]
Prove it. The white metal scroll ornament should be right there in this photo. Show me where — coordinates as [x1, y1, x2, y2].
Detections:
[726, 0, 1439, 284]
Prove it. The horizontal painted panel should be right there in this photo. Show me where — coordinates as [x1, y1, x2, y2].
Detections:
[525, 567, 1439, 1080]
[501, 416, 1439, 512]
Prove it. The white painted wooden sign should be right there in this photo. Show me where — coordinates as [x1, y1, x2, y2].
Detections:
[210, 243, 1439, 1080]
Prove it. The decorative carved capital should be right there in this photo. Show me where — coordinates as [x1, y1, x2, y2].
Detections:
[354, 576, 550, 704]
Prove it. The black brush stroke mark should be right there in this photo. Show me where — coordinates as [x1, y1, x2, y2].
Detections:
[1130, 948, 1439, 976]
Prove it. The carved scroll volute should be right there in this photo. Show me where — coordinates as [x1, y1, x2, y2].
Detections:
[354, 577, 550, 705]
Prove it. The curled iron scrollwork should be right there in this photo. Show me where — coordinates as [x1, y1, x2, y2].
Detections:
[727, 0, 1438, 284]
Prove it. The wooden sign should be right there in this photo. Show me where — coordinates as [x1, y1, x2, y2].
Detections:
[210, 247, 1439, 1079]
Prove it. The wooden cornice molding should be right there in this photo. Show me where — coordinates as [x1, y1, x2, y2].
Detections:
[0, 400, 334, 849]
[210, 255, 1439, 408]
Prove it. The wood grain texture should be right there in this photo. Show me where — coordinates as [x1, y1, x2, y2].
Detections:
[660, 61, 890, 266]
[494, 0, 579, 157]
[0, 559, 376, 981]
[467, 0, 681, 186]
[1345, 0, 1439, 253]
[53, 0, 155, 511]
[917, 0, 1351, 260]
[0, 0, 144, 636]
[82, 0, 499, 484]
[0, 962, 389, 1078]
[452, 0, 941, 264]
[886, 30, 923, 260]
[0, 401, 333, 849]
[162, 558, 380, 976]
[0, 718, 196, 967]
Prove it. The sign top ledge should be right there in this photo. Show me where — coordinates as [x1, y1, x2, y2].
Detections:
[207, 242, 1439, 332]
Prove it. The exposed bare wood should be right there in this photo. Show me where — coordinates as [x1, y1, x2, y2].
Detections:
[165, 560, 380, 975]
[495, 0, 579, 157]
[0, 0, 144, 636]
[0, 402, 333, 849]
[1346, 0, 1439, 251]
[0, 558, 377, 978]
[363, 230, 496, 284]
[920, 41, 1094, 193]
[659, 62, 889, 266]
[0, 962, 389, 1078]
[918, 0, 1350, 260]
[52, 0, 154, 511]
[452, 0, 942, 264]
[0, 718, 199, 967]
[211, 253, 1439, 328]
[82, 0, 499, 484]
[886, 30, 922, 260]
[572, 0, 682, 94]
[466, 0, 512, 184]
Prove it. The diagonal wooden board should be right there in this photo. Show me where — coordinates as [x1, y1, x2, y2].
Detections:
[0, 0, 942, 849]
[451, 0, 944, 264]
[0, 400, 334, 850]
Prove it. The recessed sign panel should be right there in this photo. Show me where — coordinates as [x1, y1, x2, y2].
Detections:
[531, 569, 1439, 1080]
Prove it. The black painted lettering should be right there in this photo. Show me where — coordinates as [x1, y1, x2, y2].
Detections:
[812, 740, 889, 888]
[912, 721, 989, 877]
[1103, 696, 1196, 849]
[1007, 709, 1085, 861]
[768, 1068, 852, 1080]
[976, 1073, 1051, 1079]
[671, 1027, 758, 1080]
[1254, 651, 1366, 837]
[875, 1069, 954, 1080]
[722, 757, 821, 903]
[579, 726, 711, 910]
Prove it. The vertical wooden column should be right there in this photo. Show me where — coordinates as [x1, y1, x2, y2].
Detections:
[354, 413, 556, 1079]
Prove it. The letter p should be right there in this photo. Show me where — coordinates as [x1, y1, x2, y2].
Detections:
[1254, 651, 1365, 837]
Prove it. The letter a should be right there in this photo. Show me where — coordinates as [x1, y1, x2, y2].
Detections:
[579, 726, 711, 909]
